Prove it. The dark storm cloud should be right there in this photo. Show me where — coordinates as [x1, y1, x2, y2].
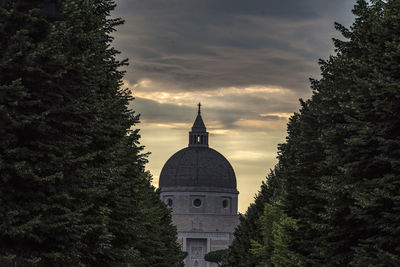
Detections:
[113, 0, 356, 92]
[132, 98, 194, 123]
[132, 95, 298, 130]
[132, 97, 246, 128]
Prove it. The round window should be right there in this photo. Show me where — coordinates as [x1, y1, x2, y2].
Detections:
[167, 198, 173, 207]
[193, 198, 202, 207]
[222, 199, 228, 208]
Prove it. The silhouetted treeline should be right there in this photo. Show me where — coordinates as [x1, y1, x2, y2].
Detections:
[0, 0, 185, 266]
[223, 0, 400, 266]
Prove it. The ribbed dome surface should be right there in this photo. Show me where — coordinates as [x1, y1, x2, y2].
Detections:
[159, 147, 237, 189]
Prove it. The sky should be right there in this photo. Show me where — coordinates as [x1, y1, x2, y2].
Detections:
[112, 0, 357, 213]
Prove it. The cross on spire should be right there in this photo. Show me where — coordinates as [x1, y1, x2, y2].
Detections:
[198, 102, 201, 115]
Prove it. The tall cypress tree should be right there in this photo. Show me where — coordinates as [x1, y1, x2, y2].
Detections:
[222, 169, 284, 267]
[313, 0, 400, 264]
[224, 1, 400, 266]
[269, 0, 400, 264]
[0, 0, 184, 266]
[0, 1, 98, 264]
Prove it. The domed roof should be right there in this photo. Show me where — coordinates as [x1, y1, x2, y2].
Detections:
[159, 147, 237, 190]
[159, 104, 237, 192]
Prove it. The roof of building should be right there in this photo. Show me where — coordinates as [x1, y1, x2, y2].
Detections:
[159, 147, 237, 190]
[159, 104, 237, 191]
[191, 103, 206, 132]
[192, 114, 206, 132]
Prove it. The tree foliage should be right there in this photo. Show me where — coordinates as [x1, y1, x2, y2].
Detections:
[222, 169, 284, 267]
[223, 0, 400, 266]
[0, 0, 184, 266]
[204, 249, 228, 266]
[250, 203, 300, 267]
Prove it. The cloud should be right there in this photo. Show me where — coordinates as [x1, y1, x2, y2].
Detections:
[113, 0, 356, 93]
[112, 0, 358, 211]
[128, 78, 303, 132]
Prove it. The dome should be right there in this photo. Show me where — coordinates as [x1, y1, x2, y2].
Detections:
[159, 103, 237, 192]
[159, 147, 237, 190]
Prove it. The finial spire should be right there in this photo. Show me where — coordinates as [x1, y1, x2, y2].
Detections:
[198, 102, 201, 115]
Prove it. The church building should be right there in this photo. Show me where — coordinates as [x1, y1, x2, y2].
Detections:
[159, 104, 239, 267]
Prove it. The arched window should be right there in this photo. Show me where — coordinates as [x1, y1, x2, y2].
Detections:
[166, 198, 173, 207]
[222, 199, 229, 209]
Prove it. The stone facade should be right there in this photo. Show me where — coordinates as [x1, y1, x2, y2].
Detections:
[159, 105, 239, 267]
[160, 189, 238, 267]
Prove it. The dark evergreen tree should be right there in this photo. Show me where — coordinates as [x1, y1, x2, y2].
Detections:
[277, 99, 330, 265]
[0, 0, 184, 266]
[224, 0, 400, 266]
[0, 1, 100, 264]
[250, 202, 299, 267]
[312, 0, 400, 264]
[204, 249, 228, 266]
[222, 169, 284, 267]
